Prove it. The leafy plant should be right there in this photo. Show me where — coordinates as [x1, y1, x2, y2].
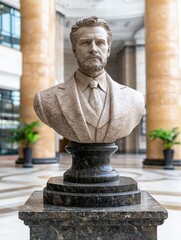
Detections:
[148, 127, 181, 150]
[9, 121, 41, 148]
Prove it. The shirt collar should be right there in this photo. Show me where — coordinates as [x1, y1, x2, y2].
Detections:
[76, 70, 107, 93]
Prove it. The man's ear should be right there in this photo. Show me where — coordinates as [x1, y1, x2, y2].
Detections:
[72, 47, 77, 57]
[107, 47, 111, 57]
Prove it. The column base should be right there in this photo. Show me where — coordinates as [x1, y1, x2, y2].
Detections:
[16, 157, 59, 165]
[143, 158, 181, 166]
[19, 191, 167, 240]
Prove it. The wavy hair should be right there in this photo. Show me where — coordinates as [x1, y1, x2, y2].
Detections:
[70, 16, 112, 50]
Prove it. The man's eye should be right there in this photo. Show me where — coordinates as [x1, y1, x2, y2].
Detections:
[96, 41, 105, 46]
[80, 41, 90, 45]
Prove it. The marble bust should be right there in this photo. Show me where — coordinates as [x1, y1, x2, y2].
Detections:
[33, 16, 145, 143]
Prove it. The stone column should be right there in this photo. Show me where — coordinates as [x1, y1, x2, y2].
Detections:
[134, 28, 146, 153]
[55, 12, 65, 155]
[145, 0, 181, 165]
[55, 12, 64, 84]
[19, 0, 57, 164]
[118, 43, 140, 153]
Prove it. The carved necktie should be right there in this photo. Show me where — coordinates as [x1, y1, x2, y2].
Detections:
[89, 79, 103, 117]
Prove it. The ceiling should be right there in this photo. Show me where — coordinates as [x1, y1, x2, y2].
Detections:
[2, 0, 145, 54]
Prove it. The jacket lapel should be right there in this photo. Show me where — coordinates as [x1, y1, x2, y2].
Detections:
[55, 75, 92, 142]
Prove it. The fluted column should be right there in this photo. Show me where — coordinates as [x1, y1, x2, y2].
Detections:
[145, 0, 181, 165]
[19, 0, 57, 164]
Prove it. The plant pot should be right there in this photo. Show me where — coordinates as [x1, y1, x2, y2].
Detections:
[163, 149, 175, 170]
[23, 147, 33, 168]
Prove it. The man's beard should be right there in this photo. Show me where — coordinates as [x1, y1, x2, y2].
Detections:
[77, 55, 107, 72]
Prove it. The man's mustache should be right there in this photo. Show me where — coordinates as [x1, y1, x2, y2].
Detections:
[82, 55, 102, 62]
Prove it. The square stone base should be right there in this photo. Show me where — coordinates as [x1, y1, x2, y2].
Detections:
[19, 191, 167, 240]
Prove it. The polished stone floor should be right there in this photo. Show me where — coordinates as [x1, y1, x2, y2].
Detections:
[0, 153, 181, 240]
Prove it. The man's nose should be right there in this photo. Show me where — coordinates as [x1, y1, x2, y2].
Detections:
[89, 41, 98, 53]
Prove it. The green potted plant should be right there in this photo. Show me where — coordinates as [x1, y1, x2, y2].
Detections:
[10, 121, 41, 168]
[148, 127, 181, 170]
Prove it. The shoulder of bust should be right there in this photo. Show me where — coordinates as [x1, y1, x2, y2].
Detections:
[106, 73, 127, 89]
[37, 73, 75, 95]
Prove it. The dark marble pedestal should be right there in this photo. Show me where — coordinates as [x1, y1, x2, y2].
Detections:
[19, 191, 167, 240]
[43, 176, 141, 207]
[19, 142, 168, 239]
[43, 142, 141, 208]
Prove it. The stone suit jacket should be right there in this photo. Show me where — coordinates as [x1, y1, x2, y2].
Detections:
[33, 73, 145, 143]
